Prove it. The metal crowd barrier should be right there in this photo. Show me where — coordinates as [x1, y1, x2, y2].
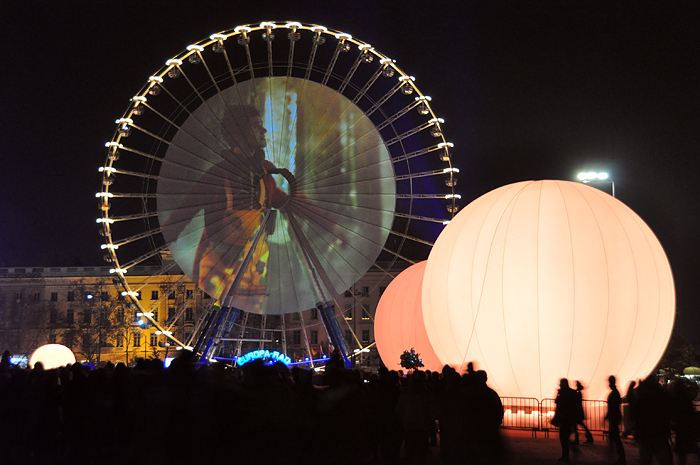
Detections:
[501, 397, 614, 434]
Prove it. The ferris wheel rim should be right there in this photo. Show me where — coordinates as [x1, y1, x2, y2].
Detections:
[96, 21, 459, 358]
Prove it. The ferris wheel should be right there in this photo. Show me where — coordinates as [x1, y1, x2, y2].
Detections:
[97, 21, 459, 366]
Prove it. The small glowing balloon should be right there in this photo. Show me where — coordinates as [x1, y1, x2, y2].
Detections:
[29, 344, 76, 370]
[375, 261, 442, 372]
[422, 180, 675, 400]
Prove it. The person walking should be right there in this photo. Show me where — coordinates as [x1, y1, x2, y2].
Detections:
[606, 375, 626, 465]
[554, 378, 578, 462]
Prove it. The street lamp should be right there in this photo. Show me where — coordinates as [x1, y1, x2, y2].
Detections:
[577, 171, 615, 197]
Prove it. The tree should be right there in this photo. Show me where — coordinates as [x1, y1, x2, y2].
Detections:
[655, 328, 696, 378]
[62, 279, 127, 366]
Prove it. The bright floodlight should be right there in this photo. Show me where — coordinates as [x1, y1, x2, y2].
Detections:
[29, 344, 76, 369]
[597, 172, 609, 180]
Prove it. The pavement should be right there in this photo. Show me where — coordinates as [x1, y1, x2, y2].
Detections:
[422, 429, 700, 465]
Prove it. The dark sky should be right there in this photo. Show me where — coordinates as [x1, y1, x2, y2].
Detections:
[1, 1, 699, 342]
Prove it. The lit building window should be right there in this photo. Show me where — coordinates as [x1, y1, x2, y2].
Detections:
[151, 290, 159, 300]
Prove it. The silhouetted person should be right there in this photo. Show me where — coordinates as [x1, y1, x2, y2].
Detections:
[622, 380, 637, 439]
[572, 381, 594, 444]
[466, 370, 504, 465]
[554, 378, 578, 462]
[670, 378, 699, 465]
[635, 374, 673, 465]
[606, 376, 626, 464]
[396, 370, 435, 465]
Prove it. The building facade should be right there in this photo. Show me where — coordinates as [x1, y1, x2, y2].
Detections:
[0, 263, 401, 368]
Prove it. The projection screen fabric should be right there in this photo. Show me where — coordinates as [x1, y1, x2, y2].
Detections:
[157, 77, 396, 314]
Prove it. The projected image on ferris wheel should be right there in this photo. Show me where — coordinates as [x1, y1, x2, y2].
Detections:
[157, 77, 396, 315]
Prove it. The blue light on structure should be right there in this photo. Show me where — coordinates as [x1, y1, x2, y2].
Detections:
[237, 350, 292, 366]
[86, 294, 93, 300]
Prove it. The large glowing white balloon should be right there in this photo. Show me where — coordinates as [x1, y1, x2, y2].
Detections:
[374, 262, 442, 372]
[29, 344, 76, 370]
[422, 180, 675, 400]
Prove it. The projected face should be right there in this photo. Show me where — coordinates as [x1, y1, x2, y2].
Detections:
[250, 116, 267, 148]
[157, 77, 396, 315]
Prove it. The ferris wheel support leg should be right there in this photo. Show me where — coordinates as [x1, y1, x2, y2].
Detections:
[317, 302, 351, 367]
[193, 306, 241, 364]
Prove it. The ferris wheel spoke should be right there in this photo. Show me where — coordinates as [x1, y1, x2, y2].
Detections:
[337, 51, 365, 95]
[364, 80, 404, 117]
[388, 230, 434, 247]
[107, 192, 156, 199]
[118, 244, 170, 271]
[111, 228, 162, 248]
[119, 145, 164, 162]
[285, 23, 301, 77]
[304, 26, 327, 81]
[321, 33, 351, 86]
[375, 100, 422, 131]
[108, 211, 159, 223]
[394, 212, 450, 224]
[351, 65, 384, 106]
[384, 120, 436, 147]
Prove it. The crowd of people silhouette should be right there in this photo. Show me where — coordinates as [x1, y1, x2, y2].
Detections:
[0, 349, 698, 465]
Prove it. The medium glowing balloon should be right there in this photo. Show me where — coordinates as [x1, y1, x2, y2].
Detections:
[375, 261, 442, 372]
[29, 344, 76, 370]
[422, 180, 675, 400]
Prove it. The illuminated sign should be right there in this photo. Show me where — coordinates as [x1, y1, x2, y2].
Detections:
[237, 350, 291, 366]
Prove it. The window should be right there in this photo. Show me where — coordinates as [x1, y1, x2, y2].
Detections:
[361, 329, 370, 344]
[67, 291, 75, 302]
[361, 286, 369, 297]
[116, 337, 124, 347]
[82, 334, 90, 348]
[83, 310, 92, 325]
[150, 333, 158, 346]
[379, 286, 387, 296]
[117, 308, 124, 322]
[185, 308, 193, 322]
[203, 293, 211, 300]
[136, 291, 142, 300]
[344, 304, 353, 320]
[151, 290, 159, 300]
[168, 307, 176, 320]
[134, 332, 141, 347]
[292, 330, 301, 345]
[310, 308, 318, 320]
[152, 310, 158, 322]
[186, 289, 194, 300]
[344, 290, 353, 298]
[15, 293, 22, 302]
[345, 330, 353, 345]
[49, 334, 57, 344]
[66, 310, 74, 324]
[33, 292, 41, 301]
[101, 292, 110, 301]
[293, 312, 301, 320]
[49, 308, 58, 324]
[64, 334, 74, 348]
[310, 330, 318, 344]
[50, 292, 58, 302]
[0, 293, 4, 302]
[169, 290, 176, 300]
[361, 304, 371, 320]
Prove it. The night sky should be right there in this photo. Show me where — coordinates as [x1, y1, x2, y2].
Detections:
[1, 2, 699, 343]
